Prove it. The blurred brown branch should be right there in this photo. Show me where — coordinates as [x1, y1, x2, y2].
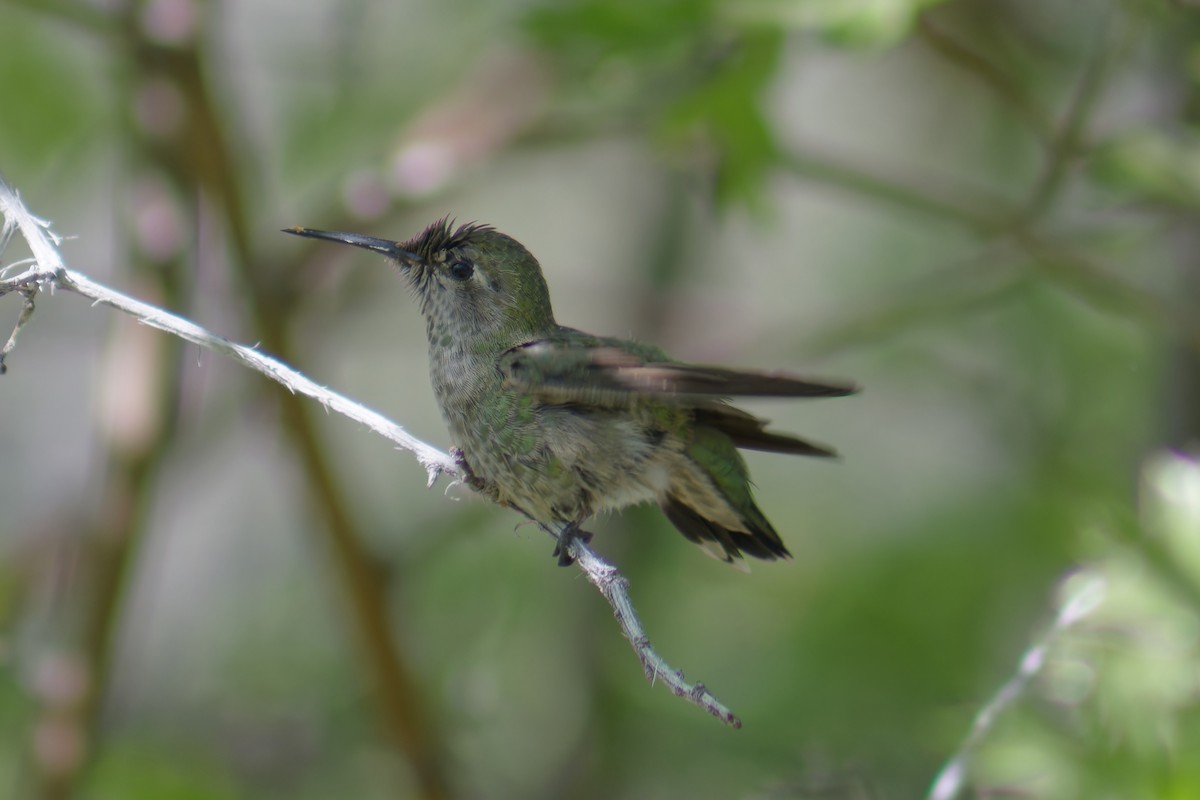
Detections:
[784, 7, 1200, 359]
[916, 13, 1054, 144]
[1019, 5, 1122, 223]
[112, 16, 457, 799]
[783, 108, 1200, 355]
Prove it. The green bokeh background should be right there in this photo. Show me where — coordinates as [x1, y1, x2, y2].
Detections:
[3, 0, 1200, 797]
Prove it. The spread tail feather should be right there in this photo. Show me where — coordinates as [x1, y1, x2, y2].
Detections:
[661, 494, 791, 564]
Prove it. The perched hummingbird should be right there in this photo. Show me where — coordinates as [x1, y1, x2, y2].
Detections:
[285, 219, 856, 567]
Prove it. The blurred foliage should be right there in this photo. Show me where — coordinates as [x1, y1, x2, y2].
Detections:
[525, 0, 786, 206]
[970, 455, 1200, 798]
[525, 0, 950, 206]
[0, 16, 107, 178]
[1093, 129, 1200, 209]
[2, 0, 1200, 798]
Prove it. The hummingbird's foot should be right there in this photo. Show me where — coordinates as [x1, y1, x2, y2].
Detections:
[552, 522, 593, 567]
[450, 447, 489, 493]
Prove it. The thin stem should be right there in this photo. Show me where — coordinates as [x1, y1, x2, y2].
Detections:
[0, 287, 36, 373]
[1013, 230, 1200, 351]
[916, 14, 1053, 144]
[1021, 6, 1121, 222]
[781, 149, 1010, 235]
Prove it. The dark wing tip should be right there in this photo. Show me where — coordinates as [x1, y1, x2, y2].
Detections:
[820, 381, 861, 398]
[761, 375, 860, 398]
[656, 365, 860, 399]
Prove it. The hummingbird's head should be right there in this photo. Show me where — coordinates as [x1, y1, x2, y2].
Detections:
[285, 218, 556, 345]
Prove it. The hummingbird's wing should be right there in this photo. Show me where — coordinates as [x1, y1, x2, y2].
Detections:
[502, 335, 852, 565]
[499, 337, 852, 459]
[498, 338, 857, 406]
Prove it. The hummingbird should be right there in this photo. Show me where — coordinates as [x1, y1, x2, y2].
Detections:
[284, 219, 856, 567]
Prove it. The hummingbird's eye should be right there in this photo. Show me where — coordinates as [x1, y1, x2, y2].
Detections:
[447, 259, 474, 282]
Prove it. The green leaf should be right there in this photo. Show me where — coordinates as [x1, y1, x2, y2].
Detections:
[727, 0, 952, 47]
[658, 29, 783, 209]
[1091, 130, 1200, 209]
[0, 16, 109, 182]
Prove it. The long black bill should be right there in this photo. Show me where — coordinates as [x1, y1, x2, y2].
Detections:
[282, 227, 420, 265]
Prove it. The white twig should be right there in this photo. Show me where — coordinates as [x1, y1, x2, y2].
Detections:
[69, 268, 457, 483]
[0, 177, 453, 482]
[0, 286, 35, 374]
[926, 574, 1106, 800]
[0, 176, 741, 727]
[0, 182, 65, 280]
[565, 532, 742, 727]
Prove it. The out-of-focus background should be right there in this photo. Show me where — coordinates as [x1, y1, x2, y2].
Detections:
[3, 0, 1200, 797]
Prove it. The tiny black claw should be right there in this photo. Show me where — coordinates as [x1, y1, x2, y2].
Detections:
[451, 447, 490, 492]
[553, 542, 575, 567]
[553, 524, 593, 567]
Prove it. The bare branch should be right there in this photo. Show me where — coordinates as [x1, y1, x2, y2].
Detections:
[66, 267, 457, 484]
[0, 286, 35, 374]
[916, 15, 1053, 144]
[0, 176, 742, 728]
[781, 148, 1012, 235]
[0, 177, 454, 481]
[1020, 7, 1123, 222]
[564, 531, 742, 728]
